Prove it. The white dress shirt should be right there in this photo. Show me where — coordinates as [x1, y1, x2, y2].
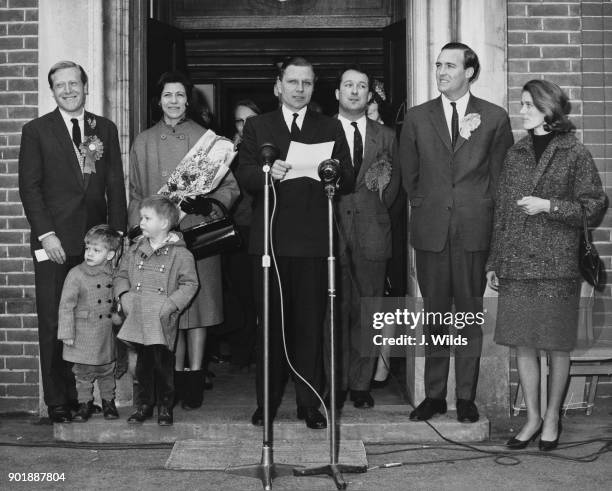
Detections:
[281, 104, 307, 133]
[59, 108, 85, 149]
[441, 91, 470, 139]
[337, 114, 366, 163]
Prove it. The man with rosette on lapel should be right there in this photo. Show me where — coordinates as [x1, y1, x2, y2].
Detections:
[398, 43, 513, 423]
[19, 60, 127, 423]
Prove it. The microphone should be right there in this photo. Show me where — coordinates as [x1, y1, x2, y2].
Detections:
[318, 158, 341, 197]
[260, 143, 279, 167]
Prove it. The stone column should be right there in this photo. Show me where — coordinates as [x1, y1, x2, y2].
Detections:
[404, 0, 510, 422]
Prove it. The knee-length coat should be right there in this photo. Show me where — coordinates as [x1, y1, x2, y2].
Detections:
[129, 119, 240, 328]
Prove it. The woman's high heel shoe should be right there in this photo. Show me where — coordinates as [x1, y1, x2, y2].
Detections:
[505, 422, 543, 449]
[539, 420, 562, 451]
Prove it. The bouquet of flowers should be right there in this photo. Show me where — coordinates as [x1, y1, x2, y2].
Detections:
[159, 130, 236, 210]
[365, 158, 392, 201]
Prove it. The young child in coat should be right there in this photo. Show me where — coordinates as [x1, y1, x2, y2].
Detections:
[114, 195, 198, 426]
[58, 225, 123, 422]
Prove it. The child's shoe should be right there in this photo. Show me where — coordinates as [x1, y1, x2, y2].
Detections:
[158, 406, 173, 426]
[102, 399, 119, 420]
[72, 402, 92, 422]
[127, 404, 153, 424]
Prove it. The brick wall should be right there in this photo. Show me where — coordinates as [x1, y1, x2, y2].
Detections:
[507, 0, 612, 402]
[0, 0, 39, 413]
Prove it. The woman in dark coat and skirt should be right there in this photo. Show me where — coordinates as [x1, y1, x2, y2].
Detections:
[486, 80, 607, 450]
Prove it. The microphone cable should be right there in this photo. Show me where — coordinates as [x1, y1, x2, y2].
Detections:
[268, 180, 330, 438]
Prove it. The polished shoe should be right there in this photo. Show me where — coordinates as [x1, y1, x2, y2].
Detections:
[409, 398, 447, 421]
[456, 399, 479, 423]
[127, 405, 153, 424]
[297, 407, 327, 430]
[539, 421, 562, 451]
[72, 402, 92, 423]
[506, 422, 542, 449]
[157, 406, 173, 426]
[350, 390, 374, 409]
[102, 399, 119, 420]
[250, 406, 277, 427]
[48, 405, 72, 424]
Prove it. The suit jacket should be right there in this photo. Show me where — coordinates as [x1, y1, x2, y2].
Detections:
[486, 132, 607, 280]
[337, 119, 399, 261]
[398, 95, 514, 252]
[238, 108, 354, 257]
[19, 108, 127, 255]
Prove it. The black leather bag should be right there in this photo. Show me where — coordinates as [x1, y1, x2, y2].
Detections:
[181, 197, 242, 260]
[579, 206, 606, 291]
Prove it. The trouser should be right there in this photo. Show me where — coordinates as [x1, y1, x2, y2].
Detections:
[33, 254, 81, 408]
[223, 226, 257, 366]
[415, 233, 486, 401]
[324, 248, 386, 392]
[252, 255, 326, 409]
[134, 344, 175, 407]
[72, 362, 116, 402]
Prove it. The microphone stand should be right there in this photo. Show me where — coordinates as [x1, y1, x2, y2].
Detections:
[293, 181, 367, 490]
[226, 148, 294, 490]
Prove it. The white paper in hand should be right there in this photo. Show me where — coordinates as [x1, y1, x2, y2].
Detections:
[284, 141, 334, 182]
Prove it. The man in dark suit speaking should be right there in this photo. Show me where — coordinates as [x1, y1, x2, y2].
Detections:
[398, 43, 513, 422]
[238, 56, 353, 429]
[19, 61, 127, 423]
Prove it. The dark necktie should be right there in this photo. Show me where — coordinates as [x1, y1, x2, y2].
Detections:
[351, 121, 363, 176]
[290, 112, 300, 140]
[71, 118, 82, 148]
[450, 102, 459, 148]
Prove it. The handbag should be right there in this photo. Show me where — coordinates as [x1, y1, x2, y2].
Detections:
[181, 197, 242, 260]
[578, 205, 606, 291]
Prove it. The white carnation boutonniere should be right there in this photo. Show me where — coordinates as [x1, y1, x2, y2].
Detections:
[79, 136, 104, 174]
[459, 113, 481, 140]
[364, 158, 392, 201]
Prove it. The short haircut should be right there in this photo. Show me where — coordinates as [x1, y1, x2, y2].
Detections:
[48, 60, 88, 89]
[522, 79, 575, 133]
[84, 224, 122, 251]
[278, 56, 315, 80]
[441, 42, 480, 83]
[234, 99, 262, 116]
[140, 195, 180, 229]
[336, 64, 372, 90]
[155, 71, 194, 107]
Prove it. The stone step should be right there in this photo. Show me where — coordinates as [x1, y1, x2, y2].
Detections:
[54, 404, 489, 443]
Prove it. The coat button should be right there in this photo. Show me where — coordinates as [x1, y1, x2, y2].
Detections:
[158, 287, 165, 294]
[99, 314, 103, 319]
[106, 284, 112, 288]
[107, 299, 112, 303]
[179, 134, 185, 140]
[98, 299, 102, 304]
[107, 314, 112, 318]
[97, 284, 101, 288]
[161, 134, 167, 140]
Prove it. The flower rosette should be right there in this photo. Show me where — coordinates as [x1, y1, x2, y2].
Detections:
[364, 158, 392, 201]
[459, 113, 481, 140]
[79, 136, 104, 174]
